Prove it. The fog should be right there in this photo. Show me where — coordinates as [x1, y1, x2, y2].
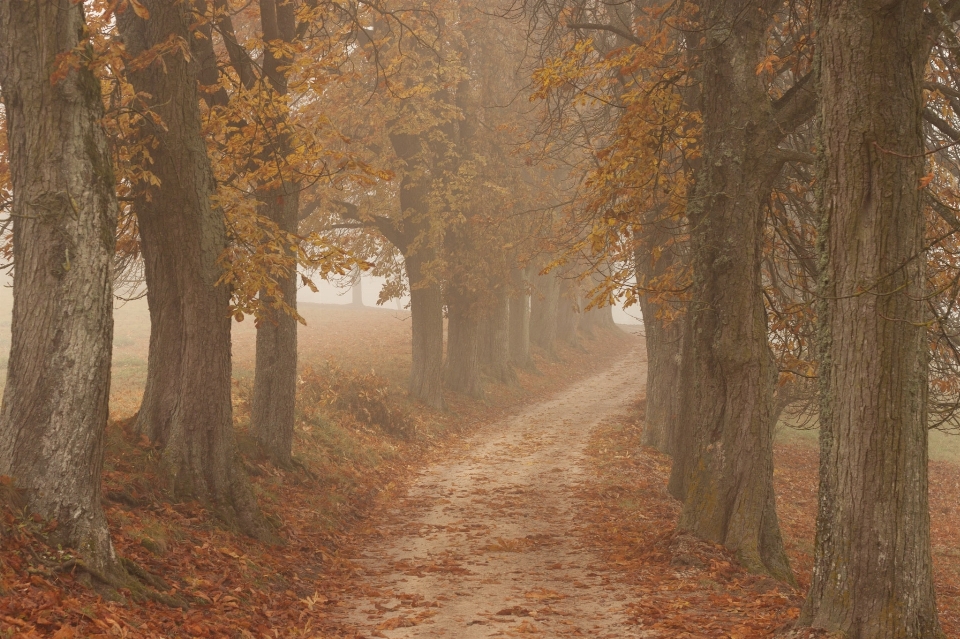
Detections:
[298, 274, 643, 325]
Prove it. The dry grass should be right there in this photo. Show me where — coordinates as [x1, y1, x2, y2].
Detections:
[108, 299, 417, 420]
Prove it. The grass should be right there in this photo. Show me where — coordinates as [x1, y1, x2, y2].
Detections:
[776, 411, 960, 463]
[0, 290, 633, 638]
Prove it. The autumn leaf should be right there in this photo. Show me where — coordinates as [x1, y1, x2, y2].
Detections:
[127, 0, 150, 19]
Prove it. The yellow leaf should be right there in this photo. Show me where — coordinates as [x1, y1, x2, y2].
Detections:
[128, 0, 150, 19]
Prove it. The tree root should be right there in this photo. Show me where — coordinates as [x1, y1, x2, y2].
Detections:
[241, 458, 266, 477]
[55, 557, 188, 609]
[289, 456, 319, 481]
[119, 556, 169, 591]
[105, 490, 147, 508]
[54, 559, 114, 586]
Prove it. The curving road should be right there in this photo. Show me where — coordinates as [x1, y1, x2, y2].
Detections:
[340, 346, 648, 638]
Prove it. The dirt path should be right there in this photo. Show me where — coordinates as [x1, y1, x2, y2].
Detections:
[338, 346, 648, 638]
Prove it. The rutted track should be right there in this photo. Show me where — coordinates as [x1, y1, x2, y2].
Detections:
[338, 347, 647, 638]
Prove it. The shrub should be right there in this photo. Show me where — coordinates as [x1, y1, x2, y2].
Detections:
[298, 363, 417, 439]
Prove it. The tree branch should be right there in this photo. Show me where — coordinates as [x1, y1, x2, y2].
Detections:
[927, 191, 960, 233]
[566, 22, 643, 47]
[773, 148, 816, 165]
[924, 107, 960, 141]
[332, 199, 408, 252]
[925, 80, 960, 102]
[213, 0, 257, 90]
[771, 72, 817, 139]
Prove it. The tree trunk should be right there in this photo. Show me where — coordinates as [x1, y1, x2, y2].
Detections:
[351, 266, 364, 306]
[668, 310, 697, 499]
[445, 292, 485, 399]
[509, 268, 534, 368]
[556, 278, 582, 345]
[639, 301, 682, 454]
[530, 271, 559, 354]
[0, 0, 120, 577]
[406, 253, 446, 409]
[796, 0, 942, 634]
[479, 290, 517, 384]
[635, 227, 684, 454]
[118, 1, 268, 539]
[669, 0, 793, 584]
[136, 240, 182, 445]
[250, 0, 300, 468]
[384, 124, 447, 410]
[251, 185, 299, 468]
[581, 304, 616, 336]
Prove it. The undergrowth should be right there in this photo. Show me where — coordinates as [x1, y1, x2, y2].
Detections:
[298, 363, 418, 440]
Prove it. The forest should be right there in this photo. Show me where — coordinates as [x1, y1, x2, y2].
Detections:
[0, 0, 959, 637]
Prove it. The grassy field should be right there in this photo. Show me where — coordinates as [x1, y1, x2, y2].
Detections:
[775, 410, 960, 463]
[111, 298, 418, 419]
[0, 283, 419, 420]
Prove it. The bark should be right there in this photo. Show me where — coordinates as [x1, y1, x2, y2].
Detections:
[667, 311, 696, 500]
[445, 291, 485, 399]
[0, 0, 119, 576]
[796, 0, 942, 634]
[118, 1, 268, 539]
[635, 228, 684, 454]
[250, 187, 299, 467]
[556, 278, 582, 345]
[530, 270, 559, 354]
[135, 240, 180, 445]
[669, 0, 794, 583]
[251, 0, 299, 468]
[509, 268, 534, 369]
[479, 290, 517, 384]
[638, 301, 682, 454]
[384, 126, 446, 409]
[406, 252, 446, 409]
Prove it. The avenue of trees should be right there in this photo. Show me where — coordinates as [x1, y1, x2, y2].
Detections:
[0, 0, 959, 635]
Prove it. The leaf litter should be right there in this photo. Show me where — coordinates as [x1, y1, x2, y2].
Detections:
[0, 308, 633, 638]
[333, 346, 647, 638]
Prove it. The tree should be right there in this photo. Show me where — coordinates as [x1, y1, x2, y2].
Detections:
[323, 4, 457, 410]
[663, 0, 816, 583]
[480, 288, 517, 383]
[442, 4, 536, 397]
[350, 266, 365, 306]
[0, 0, 120, 579]
[796, 0, 943, 633]
[635, 223, 685, 454]
[184, 0, 358, 466]
[509, 266, 535, 368]
[443, 27, 486, 400]
[530, 0, 815, 581]
[530, 267, 560, 354]
[118, 0, 268, 539]
[316, 0, 549, 406]
[248, 0, 302, 469]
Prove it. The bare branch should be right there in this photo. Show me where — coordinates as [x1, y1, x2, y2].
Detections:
[565, 22, 643, 46]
